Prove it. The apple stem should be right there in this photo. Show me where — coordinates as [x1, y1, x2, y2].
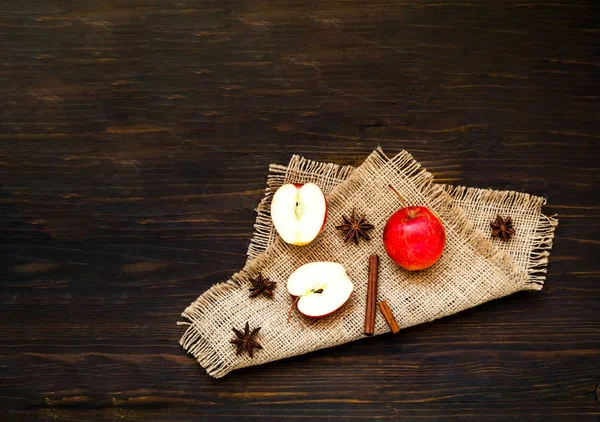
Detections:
[388, 184, 408, 209]
[287, 296, 300, 323]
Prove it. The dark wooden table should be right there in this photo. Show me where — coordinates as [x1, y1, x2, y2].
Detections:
[2, 1, 599, 420]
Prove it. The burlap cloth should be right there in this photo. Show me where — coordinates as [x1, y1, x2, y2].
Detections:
[180, 148, 557, 378]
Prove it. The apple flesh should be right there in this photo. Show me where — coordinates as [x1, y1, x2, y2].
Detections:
[270, 183, 327, 246]
[383, 186, 446, 271]
[287, 262, 353, 319]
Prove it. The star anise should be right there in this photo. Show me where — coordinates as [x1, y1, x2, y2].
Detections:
[490, 214, 516, 241]
[230, 322, 262, 358]
[335, 208, 375, 245]
[248, 273, 276, 298]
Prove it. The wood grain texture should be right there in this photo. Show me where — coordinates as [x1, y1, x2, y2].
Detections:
[1, 0, 599, 420]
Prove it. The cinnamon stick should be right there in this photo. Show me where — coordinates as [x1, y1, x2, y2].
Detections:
[363, 254, 379, 336]
[378, 301, 400, 334]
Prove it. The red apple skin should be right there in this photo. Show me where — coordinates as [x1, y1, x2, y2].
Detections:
[383, 206, 446, 271]
[290, 294, 351, 319]
[320, 200, 328, 233]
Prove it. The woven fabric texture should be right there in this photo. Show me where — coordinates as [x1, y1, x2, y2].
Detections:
[180, 148, 557, 378]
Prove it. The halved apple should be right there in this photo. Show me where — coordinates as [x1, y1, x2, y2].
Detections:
[270, 183, 327, 246]
[287, 262, 353, 319]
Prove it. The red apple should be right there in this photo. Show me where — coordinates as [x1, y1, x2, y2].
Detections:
[287, 262, 353, 320]
[271, 183, 327, 246]
[383, 185, 446, 271]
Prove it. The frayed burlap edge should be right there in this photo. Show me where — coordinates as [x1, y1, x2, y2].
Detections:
[443, 185, 558, 290]
[179, 148, 532, 378]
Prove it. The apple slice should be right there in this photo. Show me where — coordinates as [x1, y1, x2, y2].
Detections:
[270, 183, 327, 246]
[287, 262, 353, 319]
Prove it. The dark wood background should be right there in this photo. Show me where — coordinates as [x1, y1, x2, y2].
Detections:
[1, 0, 599, 420]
